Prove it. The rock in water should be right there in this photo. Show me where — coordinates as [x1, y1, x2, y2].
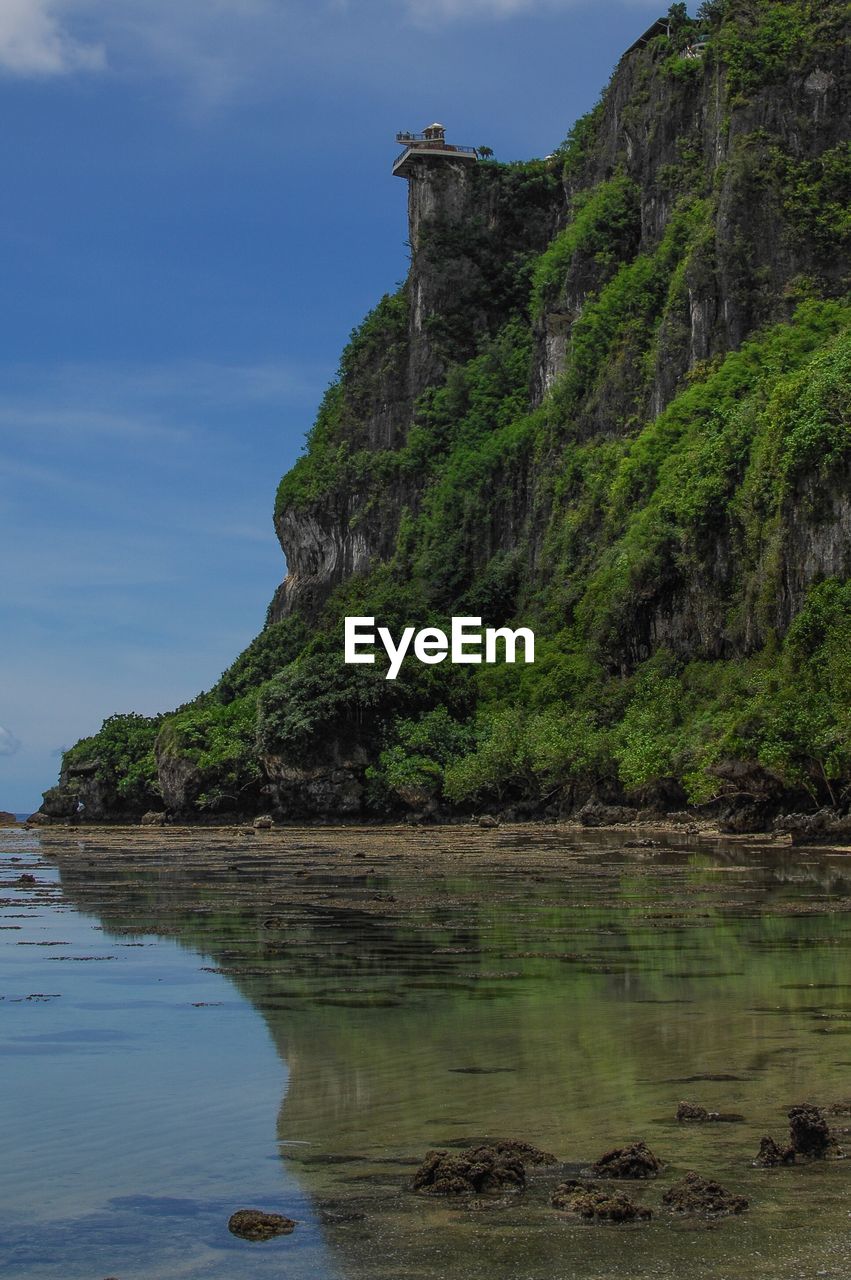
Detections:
[140, 810, 166, 826]
[552, 1180, 650, 1222]
[0, 811, 17, 825]
[227, 1209, 295, 1241]
[788, 1104, 836, 1158]
[753, 1105, 840, 1165]
[662, 1172, 748, 1217]
[412, 1145, 526, 1195]
[776, 809, 851, 846]
[591, 1141, 662, 1179]
[753, 1135, 795, 1167]
[676, 1101, 717, 1122]
[253, 814, 274, 829]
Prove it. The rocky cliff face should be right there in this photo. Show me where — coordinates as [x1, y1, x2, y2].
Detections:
[272, 156, 559, 623]
[273, 4, 848, 642]
[45, 2, 851, 827]
[539, 45, 846, 408]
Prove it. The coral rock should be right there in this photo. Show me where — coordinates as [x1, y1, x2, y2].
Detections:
[228, 1209, 295, 1241]
[591, 1140, 662, 1179]
[788, 1104, 836, 1159]
[552, 1179, 650, 1222]
[662, 1172, 748, 1217]
[412, 1144, 527, 1196]
[753, 1135, 795, 1167]
[676, 1101, 718, 1122]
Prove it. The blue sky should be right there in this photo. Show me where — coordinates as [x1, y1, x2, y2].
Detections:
[0, 0, 663, 813]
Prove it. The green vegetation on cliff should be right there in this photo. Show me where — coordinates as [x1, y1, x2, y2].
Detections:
[47, 0, 851, 827]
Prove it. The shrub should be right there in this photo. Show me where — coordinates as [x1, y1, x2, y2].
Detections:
[369, 707, 474, 808]
[216, 616, 309, 704]
[62, 713, 162, 810]
[530, 175, 640, 321]
[718, 1, 846, 99]
[158, 696, 262, 812]
[444, 705, 611, 806]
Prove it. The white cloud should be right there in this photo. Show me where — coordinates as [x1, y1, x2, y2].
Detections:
[0, 726, 23, 756]
[0, 0, 104, 76]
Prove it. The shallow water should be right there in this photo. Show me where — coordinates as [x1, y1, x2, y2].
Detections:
[1, 823, 850, 1279]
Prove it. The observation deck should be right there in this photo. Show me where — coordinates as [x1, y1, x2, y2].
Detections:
[392, 123, 478, 179]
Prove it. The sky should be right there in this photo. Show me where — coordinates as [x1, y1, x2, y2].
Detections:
[0, 0, 665, 813]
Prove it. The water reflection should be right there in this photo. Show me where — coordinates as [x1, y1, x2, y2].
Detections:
[5, 824, 851, 1278]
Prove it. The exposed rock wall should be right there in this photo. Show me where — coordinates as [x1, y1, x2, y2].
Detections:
[274, 16, 849, 655]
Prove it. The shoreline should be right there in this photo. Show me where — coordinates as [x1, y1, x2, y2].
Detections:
[12, 815, 851, 859]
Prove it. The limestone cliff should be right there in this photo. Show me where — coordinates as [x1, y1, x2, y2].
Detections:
[273, 2, 848, 650]
[45, 1, 851, 828]
[271, 158, 559, 622]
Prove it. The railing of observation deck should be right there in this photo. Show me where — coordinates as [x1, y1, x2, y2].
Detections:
[395, 132, 477, 155]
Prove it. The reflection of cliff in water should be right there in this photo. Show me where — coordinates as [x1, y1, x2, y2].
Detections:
[49, 829, 851, 1280]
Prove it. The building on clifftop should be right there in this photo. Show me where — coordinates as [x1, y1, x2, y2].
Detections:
[392, 123, 478, 178]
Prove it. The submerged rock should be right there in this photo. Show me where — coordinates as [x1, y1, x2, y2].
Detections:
[477, 815, 499, 829]
[227, 1209, 296, 1241]
[552, 1179, 650, 1222]
[591, 1141, 662, 1179]
[662, 1172, 748, 1217]
[676, 1101, 718, 1122]
[412, 1144, 526, 1196]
